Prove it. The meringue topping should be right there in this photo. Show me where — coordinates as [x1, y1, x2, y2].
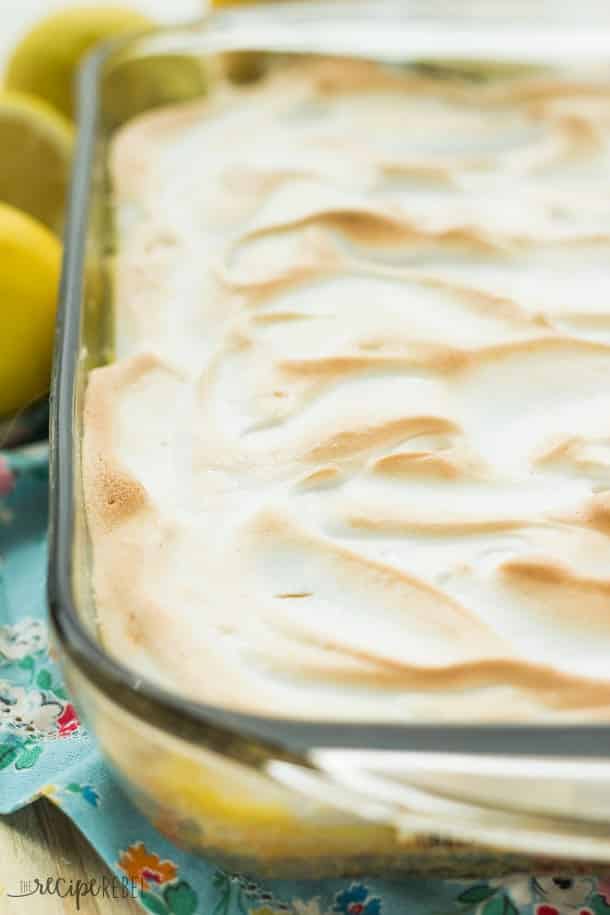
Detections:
[84, 58, 610, 720]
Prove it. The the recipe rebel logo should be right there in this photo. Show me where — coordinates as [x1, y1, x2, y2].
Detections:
[6, 875, 142, 910]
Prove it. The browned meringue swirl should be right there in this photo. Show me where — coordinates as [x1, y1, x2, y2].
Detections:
[83, 58, 610, 721]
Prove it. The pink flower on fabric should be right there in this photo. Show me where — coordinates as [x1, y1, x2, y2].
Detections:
[0, 456, 15, 497]
[56, 703, 80, 736]
[598, 880, 610, 905]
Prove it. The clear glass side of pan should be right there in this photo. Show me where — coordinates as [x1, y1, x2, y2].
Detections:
[69, 31, 213, 643]
[54, 12, 610, 872]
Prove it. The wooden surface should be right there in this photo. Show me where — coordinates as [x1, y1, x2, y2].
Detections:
[0, 800, 141, 914]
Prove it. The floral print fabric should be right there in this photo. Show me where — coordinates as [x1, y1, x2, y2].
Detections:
[1, 444, 609, 915]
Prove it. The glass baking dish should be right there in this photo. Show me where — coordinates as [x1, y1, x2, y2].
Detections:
[48, 0, 610, 877]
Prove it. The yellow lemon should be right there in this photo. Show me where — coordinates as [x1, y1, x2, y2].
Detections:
[0, 90, 73, 233]
[0, 203, 61, 417]
[5, 5, 153, 120]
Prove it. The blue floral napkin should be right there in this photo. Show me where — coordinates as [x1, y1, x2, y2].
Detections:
[1, 445, 609, 915]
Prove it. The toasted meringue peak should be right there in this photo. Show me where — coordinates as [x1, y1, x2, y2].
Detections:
[84, 59, 610, 721]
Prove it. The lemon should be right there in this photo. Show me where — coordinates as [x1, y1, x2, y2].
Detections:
[0, 203, 61, 417]
[5, 5, 153, 120]
[0, 90, 73, 234]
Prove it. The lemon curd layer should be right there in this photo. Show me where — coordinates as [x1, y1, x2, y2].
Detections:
[84, 58, 610, 721]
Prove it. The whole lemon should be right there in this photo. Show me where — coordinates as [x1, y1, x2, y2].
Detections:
[5, 6, 153, 120]
[0, 203, 61, 417]
[0, 90, 73, 233]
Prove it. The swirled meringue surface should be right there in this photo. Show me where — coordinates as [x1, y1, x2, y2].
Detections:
[84, 58, 610, 720]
